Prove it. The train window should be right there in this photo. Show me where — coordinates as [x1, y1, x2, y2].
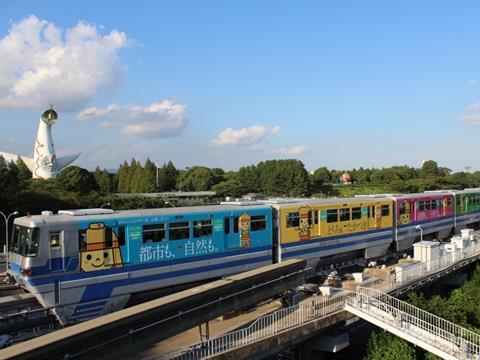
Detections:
[340, 208, 350, 222]
[447, 199, 453, 208]
[117, 226, 125, 246]
[50, 232, 61, 249]
[11, 225, 40, 257]
[326, 209, 338, 223]
[105, 228, 113, 248]
[169, 222, 190, 241]
[233, 217, 239, 233]
[194, 220, 213, 238]
[419, 201, 425, 211]
[425, 201, 432, 210]
[286, 213, 300, 228]
[399, 203, 406, 215]
[79, 230, 87, 251]
[143, 224, 165, 243]
[251, 215, 266, 231]
[224, 218, 231, 234]
[352, 207, 362, 220]
[456, 198, 461, 207]
[381, 205, 390, 216]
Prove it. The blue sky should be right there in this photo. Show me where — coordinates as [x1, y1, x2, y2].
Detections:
[0, 1, 479, 172]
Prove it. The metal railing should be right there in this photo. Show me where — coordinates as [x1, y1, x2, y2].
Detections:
[157, 236, 480, 360]
[157, 294, 344, 360]
[346, 287, 480, 359]
[362, 240, 480, 293]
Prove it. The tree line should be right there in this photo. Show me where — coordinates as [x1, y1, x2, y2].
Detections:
[2, 157, 480, 215]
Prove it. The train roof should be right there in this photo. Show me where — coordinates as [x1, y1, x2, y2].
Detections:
[14, 203, 272, 226]
[355, 192, 455, 200]
[256, 196, 392, 208]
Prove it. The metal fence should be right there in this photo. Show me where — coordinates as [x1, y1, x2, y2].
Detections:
[346, 287, 480, 358]
[157, 236, 480, 360]
[362, 240, 480, 293]
[158, 294, 344, 360]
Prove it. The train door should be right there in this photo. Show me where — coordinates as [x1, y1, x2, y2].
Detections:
[368, 203, 382, 229]
[224, 215, 237, 250]
[459, 194, 465, 214]
[272, 208, 280, 263]
[399, 201, 412, 225]
[49, 230, 65, 272]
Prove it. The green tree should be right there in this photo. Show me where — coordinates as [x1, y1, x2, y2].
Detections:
[55, 166, 98, 193]
[257, 159, 309, 196]
[116, 161, 130, 192]
[179, 166, 215, 191]
[237, 165, 260, 193]
[364, 331, 416, 360]
[212, 179, 248, 198]
[164, 160, 178, 191]
[16, 157, 32, 184]
[141, 158, 157, 193]
[130, 159, 144, 193]
[94, 167, 112, 194]
[156, 163, 168, 191]
[420, 160, 440, 178]
[311, 166, 332, 188]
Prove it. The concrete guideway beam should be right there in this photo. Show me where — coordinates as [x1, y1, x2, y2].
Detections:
[1, 259, 307, 360]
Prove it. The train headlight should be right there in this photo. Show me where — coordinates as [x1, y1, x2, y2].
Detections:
[21, 268, 33, 277]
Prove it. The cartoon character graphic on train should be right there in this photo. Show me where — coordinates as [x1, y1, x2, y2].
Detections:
[297, 206, 312, 241]
[79, 222, 123, 272]
[239, 213, 252, 248]
[7, 189, 480, 325]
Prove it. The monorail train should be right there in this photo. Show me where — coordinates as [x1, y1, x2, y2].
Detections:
[7, 189, 480, 324]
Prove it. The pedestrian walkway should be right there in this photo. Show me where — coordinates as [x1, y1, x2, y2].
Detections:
[157, 232, 480, 360]
[345, 287, 480, 360]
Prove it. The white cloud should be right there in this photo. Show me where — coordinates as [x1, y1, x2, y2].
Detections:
[77, 99, 188, 138]
[0, 15, 129, 111]
[458, 113, 480, 125]
[268, 145, 308, 156]
[468, 80, 478, 86]
[466, 102, 480, 111]
[211, 124, 280, 147]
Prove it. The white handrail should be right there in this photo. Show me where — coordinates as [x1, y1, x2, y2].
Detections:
[156, 238, 480, 360]
[346, 287, 480, 358]
[361, 240, 480, 293]
[157, 294, 344, 360]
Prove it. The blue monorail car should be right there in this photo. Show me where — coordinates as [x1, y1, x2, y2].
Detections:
[8, 204, 273, 324]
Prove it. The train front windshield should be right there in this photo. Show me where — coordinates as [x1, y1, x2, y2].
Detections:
[10, 225, 40, 257]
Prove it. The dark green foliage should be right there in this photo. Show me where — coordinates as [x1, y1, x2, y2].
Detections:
[141, 159, 157, 193]
[178, 166, 219, 191]
[129, 159, 143, 193]
[420, 160, 440, 178]
[94, 166, 112, 194]
[164, 160, 178, 191]
[116, 161, 130, 192]
[212, 179, 248, 198]
[364, 331, 416, 360]
[256, 159, 309, 196]
[55, 166, 98, 193]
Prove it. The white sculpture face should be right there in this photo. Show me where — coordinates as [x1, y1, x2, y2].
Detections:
[40, 155, 56, 171]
